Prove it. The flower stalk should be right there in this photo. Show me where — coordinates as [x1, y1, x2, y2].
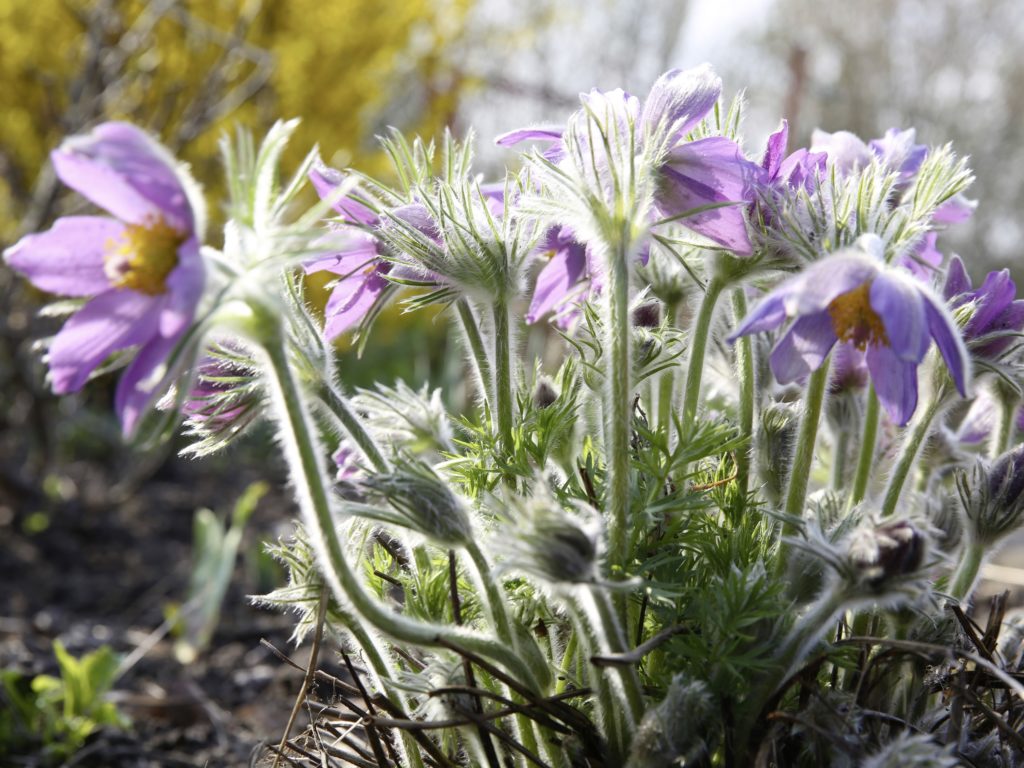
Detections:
[848, 384, 880, 506]
[682, 275, 727, 433]
[880, 388, 947, 517]
[731, 287, 755, 499]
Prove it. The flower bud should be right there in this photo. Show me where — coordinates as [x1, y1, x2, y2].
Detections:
[757, 404, 798, 506]
[632, 301, 661, 329]
[165, 340, 262, 455]
[494, 488, 602, 587]
[846, 520, 926, 591]
[956, 443, 1024, 547]
[533, 378, 559, 409]
[626, 675, 712, 768]
[364, 460, 473, 547]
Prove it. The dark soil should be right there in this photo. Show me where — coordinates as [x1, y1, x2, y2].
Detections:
[0, 432, 316, 767]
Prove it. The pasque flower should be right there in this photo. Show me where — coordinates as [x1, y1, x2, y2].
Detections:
[499, 64, 761, 324]
[526, 225, 603, 327]
[304, 159, 392, 340]
[4, 122, 205, 434]
[499, 65, 760, 254]
[730, 237, 969, 425]
[942, 255, 1024, 359]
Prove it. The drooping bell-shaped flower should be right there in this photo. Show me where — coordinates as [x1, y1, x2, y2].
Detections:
[4, 122, 206, 434]
[942, 255, 1024, 360]
[730, 237, 969, 425]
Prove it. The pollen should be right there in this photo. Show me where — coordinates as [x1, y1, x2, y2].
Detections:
[104, 215, 184, 295]
[827, 282, 889, 350]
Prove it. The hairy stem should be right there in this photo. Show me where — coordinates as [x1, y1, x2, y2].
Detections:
[604, 243, 633, 574]
[257, 311, 540, 690]
[492, 298, 515, 451]
[781, 361, 831, 543]
[731, 288, 755, 500]
[849, 384, 880, 507]
[457, 298, 493, 409]
[949, 540, 986, 601]
[318, 381, 389, 473]
[880, 392, 945, 517]
[681, 275, 727, 433]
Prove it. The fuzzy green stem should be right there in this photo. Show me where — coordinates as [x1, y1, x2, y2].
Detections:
[950, 540, 986, 601]
[586, 587, 644, 727]
[994, 391, 1018, 458]
[831, 428, 850, 491]
[567, 602, 626, 763]
[656, 300, 680, 445]
[780, 361, 831, 547]
[463, 541, 549, 767]
[492, 299, 514, 450]
[605, 244, 633, 574]
[457, 298, 493, 409]
[318, 382, 389, 473]
[849, 385, 880, 507]
[555, 630, 578, 695]
[880, 393, 945, 517]
[257, 314, 539, 691]
[731, 288, 755, 500]
[681, 276, 727, 433]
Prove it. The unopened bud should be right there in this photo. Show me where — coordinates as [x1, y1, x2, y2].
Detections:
[365, 461, 472, 546]
[956, 444, 1024, 547]
[847, 520, 926, 590]
[533, 378, 559, 409]
[632, 302, 661, 329]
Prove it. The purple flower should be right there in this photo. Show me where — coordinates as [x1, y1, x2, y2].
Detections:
[333, 442, 363, 482]
[730, 240, 969, 425]
[497, 64, 762, 255]
[304, 159, 392, 340]
[943, 256, 1024, 359]
[178, 342, 258, 437]
[526, 226, 603, 327]
[761, 120, 827, 193]
[3, 122, 204, 435]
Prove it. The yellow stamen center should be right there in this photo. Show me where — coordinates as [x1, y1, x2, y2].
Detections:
[827, 282, 889, 349]
[104, 215, 184, 295]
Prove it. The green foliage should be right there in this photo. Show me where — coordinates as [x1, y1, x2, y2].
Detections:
[0, 642, 127, 763]
[171, 480, 267, 663]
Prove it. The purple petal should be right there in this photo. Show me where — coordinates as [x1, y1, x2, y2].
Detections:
[4, 216, 121, 296]
[160, 237, 204, 337]
[964, 269, 1016, 340]
[779, 149, 828, 191]
[48, 290, 160, 394]
[579, 89, 641, 146]
[641, 64, 721, 139]
[729, 291, 789, 339]
[388, 203, 441, 243]
[52, 122, 192, 231]
[869, 272, 929, 362]
[658, 136, 761, 253]
[115, 330, 184, 436]
[494, 126, 564, 148]
[933, 194, 976, 224]
[785, 254, 879, 315]
[309, 158, 377, 225]
[943, 255, 972, 301]
[899, 231, 942, 280]
[868, 128, 927, 183]
[867, 345, 920, 426]
[527, 236, 588, 324]
[303, 232, 379, 275]
[769, 312, 839, 384]
[323, 265, 389, 340]
[762, 120, 788, 177]
[810, 129, 871, 173]
[923, 292, 970, 396]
